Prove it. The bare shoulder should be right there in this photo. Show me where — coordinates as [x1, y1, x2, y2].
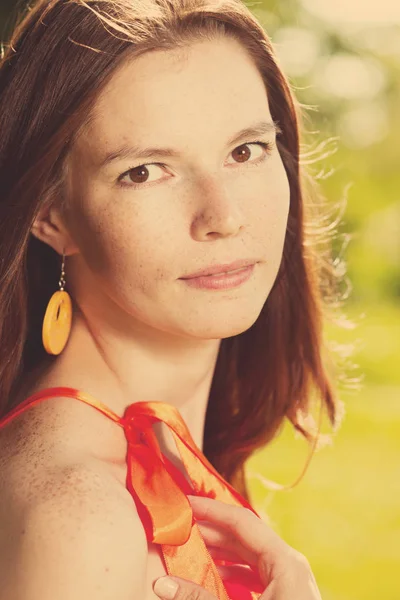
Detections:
[0, 389, 137, 523]
[0, 448, 148, 599]
[0, 389, 129, 501]
[0, 395, 148, 599]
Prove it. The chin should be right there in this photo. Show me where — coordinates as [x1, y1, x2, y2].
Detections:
[184, 305, 264, 340]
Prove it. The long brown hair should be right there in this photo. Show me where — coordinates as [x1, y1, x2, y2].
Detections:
[0, 0, 353, 502]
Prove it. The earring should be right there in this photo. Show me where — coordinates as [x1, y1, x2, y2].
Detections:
[42, 250, 73, 355]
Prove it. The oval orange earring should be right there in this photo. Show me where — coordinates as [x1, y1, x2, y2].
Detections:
[42, 250, 73, 355]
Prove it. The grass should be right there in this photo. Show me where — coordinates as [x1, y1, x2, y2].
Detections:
[246, 302, 400, 600]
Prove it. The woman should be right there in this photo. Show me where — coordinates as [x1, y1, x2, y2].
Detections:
[0, 0, 347, 598]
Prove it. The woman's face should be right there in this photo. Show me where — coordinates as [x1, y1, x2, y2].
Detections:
[62, 36, 290, 340]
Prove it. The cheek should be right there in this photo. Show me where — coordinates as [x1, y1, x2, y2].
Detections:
[271, 152, 291, 211]
[65, 163, 181, 301]
[71, 197, 172, 294]
[257, 158, 290, 242]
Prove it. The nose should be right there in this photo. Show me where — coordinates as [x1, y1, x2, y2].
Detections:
[191, 175, 245, 238]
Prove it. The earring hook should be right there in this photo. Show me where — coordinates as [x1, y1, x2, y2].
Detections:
[59, 250, 66, 292]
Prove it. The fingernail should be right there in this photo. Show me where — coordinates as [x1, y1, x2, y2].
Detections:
[153, 577, 179, 599]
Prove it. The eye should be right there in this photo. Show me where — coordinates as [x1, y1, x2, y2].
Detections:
[117, 140, 275, 190]
[228, 141, 274, 167]
[117, 162, 167, 189]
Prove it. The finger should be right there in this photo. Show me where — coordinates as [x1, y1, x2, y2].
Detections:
[215, 563, 263, 586]
[152, 565, 247, 600]
[206, 543, 246, 565]
[153, 575, 217, 600]
[188, 496, 286, 563]
[197, 520, 256, 567]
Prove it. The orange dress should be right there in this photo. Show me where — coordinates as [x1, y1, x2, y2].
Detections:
[0, 387, 265, 600]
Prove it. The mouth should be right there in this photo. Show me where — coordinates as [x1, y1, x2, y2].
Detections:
[180, 263, 256, 290]
[181, 258, 258, 280]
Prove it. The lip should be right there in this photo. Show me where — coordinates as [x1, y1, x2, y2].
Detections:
[180, 258, 259, 279]
[180, 263, 256, 290]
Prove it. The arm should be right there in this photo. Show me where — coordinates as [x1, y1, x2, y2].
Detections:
[1, 464, 148, 599]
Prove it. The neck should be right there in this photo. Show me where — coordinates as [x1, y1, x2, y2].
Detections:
[23, 310, 221, 455]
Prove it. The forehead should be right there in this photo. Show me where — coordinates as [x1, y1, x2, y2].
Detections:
[79, 37, 272, 153]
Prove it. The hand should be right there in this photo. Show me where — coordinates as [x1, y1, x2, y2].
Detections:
[153, 495, 322, 600]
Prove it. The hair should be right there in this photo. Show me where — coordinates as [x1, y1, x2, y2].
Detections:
[0, 0, 356, 503]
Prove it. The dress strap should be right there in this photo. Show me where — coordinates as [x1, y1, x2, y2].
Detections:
[121, 400, 264, 599]
[0, 386, 123, 430]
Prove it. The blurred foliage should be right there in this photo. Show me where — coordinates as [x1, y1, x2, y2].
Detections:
[250, 1, 400, 304]
[246, 2, 400, 600]
[1, 1, 399, 599]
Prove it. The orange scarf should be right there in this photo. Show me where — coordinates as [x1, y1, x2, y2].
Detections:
[0, 387, 264, 599]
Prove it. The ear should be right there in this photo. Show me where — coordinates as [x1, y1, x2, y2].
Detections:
[30, 201, 79, 257]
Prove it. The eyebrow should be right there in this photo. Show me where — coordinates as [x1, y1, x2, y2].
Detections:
[99, 119, 282, 168]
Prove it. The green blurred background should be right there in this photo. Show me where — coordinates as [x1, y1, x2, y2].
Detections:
[1, 1, 399, 598]
[244, 3, 400, 600]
